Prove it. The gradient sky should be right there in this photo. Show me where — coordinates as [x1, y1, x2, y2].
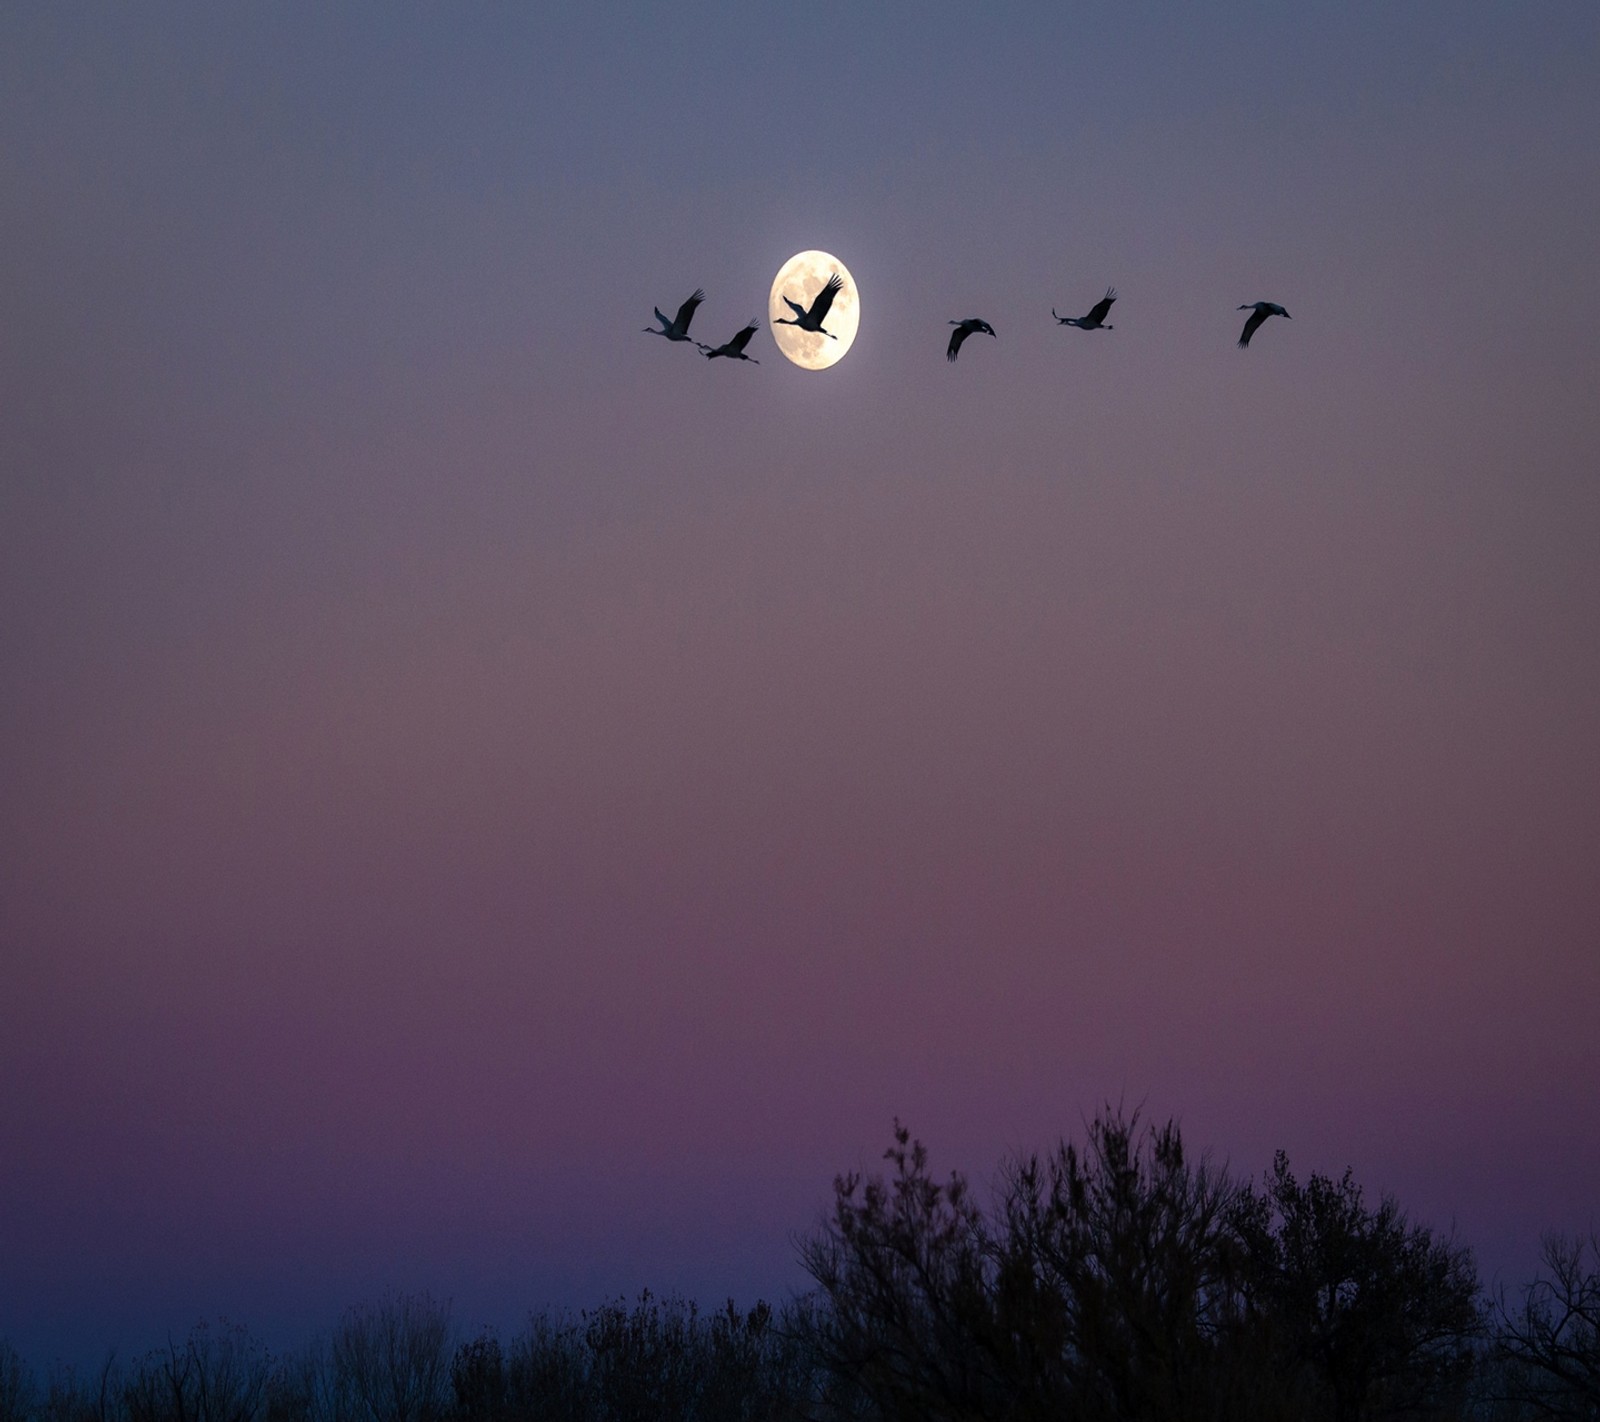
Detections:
[3, 1, 1598, 1370]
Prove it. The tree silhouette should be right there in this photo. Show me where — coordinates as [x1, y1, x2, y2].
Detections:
[798, 1110, 1482, 1422]
[1493, 1231, 1600, 1420]
[0, 1343, 37, 1422]
[1230, 1154, 1480, 1422]
[121, 1323, 272, 1422]
[330, 1295, 452, 1422]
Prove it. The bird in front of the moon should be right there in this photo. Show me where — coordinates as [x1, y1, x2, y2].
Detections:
[1054, 288, 1117, 331]
[643, 289, 706, 343]
[1237, 301, 1290, 348]
[768, 253, 860, 370]
[947, 318, 997, 362]
[698, 320, 761, 364]
[776, 273, 844, 340]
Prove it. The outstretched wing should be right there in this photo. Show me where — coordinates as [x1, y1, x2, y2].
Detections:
[947, 324, 969, 362]
[807, 272, 845, 324]
[1238, 306, 1268, 348]
[729, 321, 758, 354]
[783, 296, 808, 320]
[673, 289, 706, 332]
[1088, 288, 1117, 323]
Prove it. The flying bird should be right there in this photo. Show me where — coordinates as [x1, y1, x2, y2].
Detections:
[1053, 288, 1117, 330]
[775, 272, 844, 339]
[698, 320, 761, 363]
[1236, 301, 1290, 348]
[947, 318, 997, 362]
[644, 289, 706, 342]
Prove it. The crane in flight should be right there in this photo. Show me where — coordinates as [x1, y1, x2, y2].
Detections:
[1237, 301, 1290, 348]
[644, 289, 706, 343]
[1053, 288, 1117, 330]
[698, 320, 761, 363]
[775, 272, 844, 339]
[947, 318, 997, 362]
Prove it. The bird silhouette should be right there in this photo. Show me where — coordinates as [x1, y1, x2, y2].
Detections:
[644, 289, 706, 342]
[698, 320, 761, 363]
[1053, 288, 1117, 330]
[1237, 301, 1290, 348]
[947, 318, 997, 362]
[774, 272, 844, 339]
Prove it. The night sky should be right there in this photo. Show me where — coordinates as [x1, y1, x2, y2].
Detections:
[4, 3, 1598, 1367]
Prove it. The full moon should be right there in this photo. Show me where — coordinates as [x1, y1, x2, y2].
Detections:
[769, 250, 860, 370]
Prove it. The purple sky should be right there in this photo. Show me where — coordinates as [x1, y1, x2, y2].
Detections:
[3, 2, 1598, 1368]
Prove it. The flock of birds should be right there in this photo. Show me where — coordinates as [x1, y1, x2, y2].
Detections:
[644, 279, 1292, 363]
[641, 274, 854, 364]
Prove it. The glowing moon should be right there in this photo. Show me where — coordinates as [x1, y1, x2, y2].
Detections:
[769, 250, 860, 370]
